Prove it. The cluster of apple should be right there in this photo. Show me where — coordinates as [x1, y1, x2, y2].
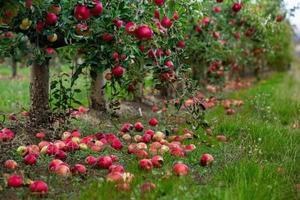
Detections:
[222, 99, 244, 115]
[2, 116, 218, 194]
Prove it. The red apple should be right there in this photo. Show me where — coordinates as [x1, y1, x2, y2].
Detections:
[55, 164, 71, 176]
[173, 163, 189, 176]
[135, 25, 153, 40]
[142, 134, 152, 143]
[161, 16, 172, 28]
[48, 159, 63, 172]
[232, 3, 242, 12]
[140, 181, 156, 193]
[121, 123, 133, 133]
[112, 65, 125, 77]
[24, 153, 38, 165]
[90, 1, 103, 17]
[154, 0, 164, 6]
[4, 160, 18, 170]
[134, 122, 144, 132]
[177, 40, 185, 48]
[45, 13, 58, 25]
[139, 159, 153, 171]
[109, 165, 125, 173]
[74, 4, 90, 20]
[149, 117, 158, 126]
[200, 153, 214, 166]
[125, 22, 136, 34]
[36, 132, 46, 139]
[71, 164, 87, 174]
[85, 156, 98, 166]
[151, 155, 163, 168]
[97, 156, 113, 169]
[29, 180, 48, 194]
[7, 175, 23, 188]
[106, 172, 123, 182]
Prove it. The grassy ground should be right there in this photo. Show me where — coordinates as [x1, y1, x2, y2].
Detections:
[0, 63, 299, 199]
[78, 70, 300, 200]
[0, 64, 90, 113]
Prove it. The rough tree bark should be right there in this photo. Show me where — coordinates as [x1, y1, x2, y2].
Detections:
[90, 68, 106, 112]
[29, 59, 50, 126]
[11, 57, 17, 78]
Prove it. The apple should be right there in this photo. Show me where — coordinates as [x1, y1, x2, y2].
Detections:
[120, 123, 133, 133]
[47, 33, 58, 42]
[74, 4, 90, 21]
[79, 143, 88, 150]
[161, 16, 172, 28]
[140, 181, 156, 193]
[142, 134, 152, 143]
[134, 122, 144, 132]
[153, 131, 165, 141]
[151, 155, 163, 168]
[134, 135, 142, 142]
[232, 3, 242, 12]
[149, 118, 158, 126]
[135, 149, 148, 159]
[24, 153, 38, 165]
[176, 40, 185, 48]
[128, 143, 137, 154]
[135, 25, 153, 40]
[173, 163, 189, 176]
[122, 134, 131, 142]
[90, 1, 103, 17]
[29, 180, 48, 194]
[17, 146, 28, 156]
[226, 108, 236, 115]
[159, 145, 170, 154]
[49, 4, 61, 15]
[55, 150, 67, 160]
[55, 164, 71, 176]
[4, 160, 18, 170]
[109, 165, 125, 173]
[111, 139, 123, 150]
[45, 13, 58, 26]
[200, 153, 214, 166]
[7, 175, 23, 187]
[170, 147, 185, 157]
[19, 18, 32, 30]
[36, 132, 46, 139]
[85, 156, 98, 166]
[185, 144, 196, 152]
[97, 156, 113, 169]
[144, 129, 155, 137]
[216, 135, 227, 142]
[45, 48, 56, 56]
[106, 172, 123, 182]
[125, 22, 136, 34]
[71, 164, 87, 174]
[48, 159, 63, 172]
[173, 11, 179, 20]
[139, 159, 153, 171]
[112, 65, 125, 77]
[154, 0, 164, 6]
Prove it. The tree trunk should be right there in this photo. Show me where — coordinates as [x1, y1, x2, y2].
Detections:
[90, 68, 106, 111]
[160, 86, 170, 100]
[29, 59, 50, 126]
[133, 82, 144, 102]
[11, 57, 17, 78]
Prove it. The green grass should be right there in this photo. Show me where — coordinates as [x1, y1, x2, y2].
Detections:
[0, 64, 299, 199]
[0, 64, 89, 113]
